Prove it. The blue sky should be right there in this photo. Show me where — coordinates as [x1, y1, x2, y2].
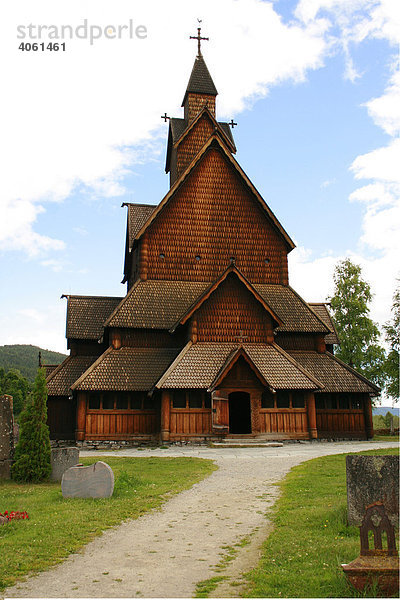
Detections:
[0, 0, 399, 365]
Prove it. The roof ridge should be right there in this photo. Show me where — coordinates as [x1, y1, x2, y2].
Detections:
[103, 278, 142, 328]
[154, 341, 193, 389]
[173, 106, 235, 153]
[271, 343, 324, 389]
[326, 351, 381, 394]
[62, 294, 123, 300]
[287, 286, 330, 333]
[70, 347, 113, 390]
[45, 354, 72, 384]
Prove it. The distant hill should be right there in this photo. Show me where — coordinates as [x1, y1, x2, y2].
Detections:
[0, 344, 67, 381]
[373, 406, 400, 417]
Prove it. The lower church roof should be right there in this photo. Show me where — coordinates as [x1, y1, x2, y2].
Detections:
[288, 351, 379, 394]
[156, 342, 322, 391]
[71, 347, 180, 392]
[46, 355, 98, 396]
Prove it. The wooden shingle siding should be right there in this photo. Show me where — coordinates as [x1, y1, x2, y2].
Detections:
[184, 93, 216, 122]
[176, 114, 214, 176]
[145, 148, 288, 284]
[195, 275, 273, 342]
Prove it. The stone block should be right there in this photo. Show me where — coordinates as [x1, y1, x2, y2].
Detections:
[61, 461, 114, 498]
[0, 395, 13, 479]
[346, 455, 399, 527]
[51, 447, 80, 481]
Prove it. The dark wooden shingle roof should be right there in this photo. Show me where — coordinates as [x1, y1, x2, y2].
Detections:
[288, 351, 380, 394]
[156, 342, 321, 390]
[182, 54, 218, 105]
[124, 203, 157, 249]
[254, 285, 329, 334]
[65, 295, 122, 340]
[47, 355, 98, 396]
[308, 303, 340, 344]
[105, 280, 210, 329]
[71, 347, 180, 391]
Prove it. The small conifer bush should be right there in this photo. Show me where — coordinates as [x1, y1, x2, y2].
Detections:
[11, 368, 51, 482]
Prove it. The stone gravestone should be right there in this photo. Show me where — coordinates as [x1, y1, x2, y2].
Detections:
[51, 447, 80, 481]
[61, 461, 114, 498]
[0, 394, 14, 479]
[346, 455, 399, 527]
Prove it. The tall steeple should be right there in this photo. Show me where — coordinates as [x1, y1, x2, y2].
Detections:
[182, 27, 218, 122]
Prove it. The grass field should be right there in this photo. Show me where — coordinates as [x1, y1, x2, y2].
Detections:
[244, 447, 399, 598]
[0, 456, 216, 592]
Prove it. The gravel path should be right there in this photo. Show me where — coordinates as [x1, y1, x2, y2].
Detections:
[4, 440, 397, 599]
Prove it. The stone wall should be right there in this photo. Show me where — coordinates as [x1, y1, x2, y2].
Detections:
[0, 394, 14, 479]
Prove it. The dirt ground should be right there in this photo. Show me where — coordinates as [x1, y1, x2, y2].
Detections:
[4, 440, 397, 599]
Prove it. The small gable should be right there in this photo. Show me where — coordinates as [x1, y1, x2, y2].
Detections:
[192, 272, 274, 343]
[217, 354, 266, 389]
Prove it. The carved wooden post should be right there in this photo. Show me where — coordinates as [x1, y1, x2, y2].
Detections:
[363, 395, 374, 440]
[76, 393, 86, 441]
[251, 391, 261, 434]
[306, 392, 317, 439]
[161, 390, 171, 442]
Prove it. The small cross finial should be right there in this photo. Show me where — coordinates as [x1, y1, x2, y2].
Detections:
[161, 112, 170, 122]
[236, 330, 248, 343]
[229, 119, 237, 129]
[190, 25, 209, 56]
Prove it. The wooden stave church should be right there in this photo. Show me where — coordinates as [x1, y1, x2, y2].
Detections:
[46, 39, 379, 444]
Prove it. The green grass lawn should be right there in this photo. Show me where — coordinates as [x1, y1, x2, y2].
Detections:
[0, 456, 217, 592]
[244, 447, 399, 599]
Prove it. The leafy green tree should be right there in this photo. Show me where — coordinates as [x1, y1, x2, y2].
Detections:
[384, 280, 400, 401]
[329, 259, 386, 388]
[11, 368, 51, 483]
[0, 367, 31, 416]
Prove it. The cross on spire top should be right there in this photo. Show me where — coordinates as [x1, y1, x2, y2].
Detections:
[190, 26, 209, 56]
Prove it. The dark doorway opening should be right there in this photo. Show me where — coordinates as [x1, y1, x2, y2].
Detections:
[229, 392, 252, 434]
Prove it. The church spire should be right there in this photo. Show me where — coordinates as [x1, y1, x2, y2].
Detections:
[182, 26, 218, 121]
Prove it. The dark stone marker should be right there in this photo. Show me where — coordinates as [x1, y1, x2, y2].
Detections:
[0, 395, 14, 479]
[346, 455, 399, 527]
[51, 447, 80, 481]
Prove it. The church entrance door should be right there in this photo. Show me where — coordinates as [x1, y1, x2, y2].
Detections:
[228, 392, 252, 434]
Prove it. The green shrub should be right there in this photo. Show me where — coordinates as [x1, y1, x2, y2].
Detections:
[11, 368, 51, 482]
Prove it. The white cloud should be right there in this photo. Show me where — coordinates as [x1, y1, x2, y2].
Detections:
[291, 28, 400, 329]
[0, 0, 332, 258]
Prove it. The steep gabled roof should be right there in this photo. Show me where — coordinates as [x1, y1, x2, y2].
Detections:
[135, 135, 295, 251]
[166, 109, 236, 174]
[46, 354, 98, 396]
[155, 342, 322, 391]
[104, 280, 209, 329]
[254, 285, 330, 334]
[170, 265, 283, 332]
[63, 295, 123, 341]
[308, 303, 340, 344]
[181, 54, 218, 106]
[71, 347, 180, 392]
[288, 351, 380, 394]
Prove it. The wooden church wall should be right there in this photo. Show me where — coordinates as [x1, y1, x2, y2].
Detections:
[195, 275, 273, 342]
[143, 148, 289, 284]
[176, 115, 214, 176]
